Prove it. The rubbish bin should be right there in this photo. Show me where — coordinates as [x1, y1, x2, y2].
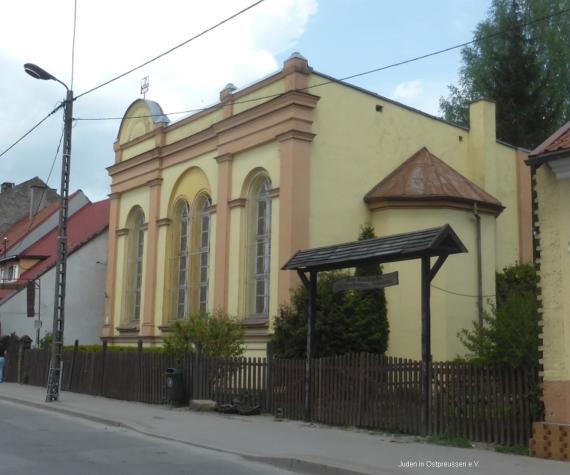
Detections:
[165, 368, 185, 405]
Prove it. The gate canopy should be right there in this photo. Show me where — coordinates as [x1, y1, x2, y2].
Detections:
[282, 224, 467, 272]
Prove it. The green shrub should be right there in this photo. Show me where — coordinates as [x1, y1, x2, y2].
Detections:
[458, 263, 539, 368]
[272, 224, 389, 358]
[163, 310, 244, 364]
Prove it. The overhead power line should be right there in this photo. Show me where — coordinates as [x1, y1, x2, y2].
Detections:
[74, 0, 265, 100]
[0, 0, 265, 160]
[0, 104, 63, 159]
[431, 284, 495, 299]
[74, 5, 570, 122]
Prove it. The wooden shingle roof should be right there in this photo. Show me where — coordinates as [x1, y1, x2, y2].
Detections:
[282, 224, 467, 272]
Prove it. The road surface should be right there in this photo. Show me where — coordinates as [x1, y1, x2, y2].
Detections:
[0, 400, 293, 475]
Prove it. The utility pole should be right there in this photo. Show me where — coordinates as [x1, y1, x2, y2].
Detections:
[24, 63, 73, 402]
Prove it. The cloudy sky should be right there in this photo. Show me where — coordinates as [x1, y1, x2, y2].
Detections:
[0, 0, 490, 201]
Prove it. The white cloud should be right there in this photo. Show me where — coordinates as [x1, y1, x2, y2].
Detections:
[0, 0, 318, 199]
[390, 79, 448, 116]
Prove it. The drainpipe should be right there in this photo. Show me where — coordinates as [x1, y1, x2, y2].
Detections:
[473, 203, 483, 328]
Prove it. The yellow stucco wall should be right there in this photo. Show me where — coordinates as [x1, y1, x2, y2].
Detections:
[108, 66, 525, 361]
[166, 109, 224, 146]
[537, 165, 570, 382]
[115, 187, 150, 325]
[371, 208, 495, 361]
[227, 144, 281, 320]
[232, 79, 286, 115]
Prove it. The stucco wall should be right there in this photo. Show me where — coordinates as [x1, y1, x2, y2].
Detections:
[0, 231, 108, 345]
[106, 63, 526, 360]
[370, 208, 495, 361]
[537, 165, 570, 382]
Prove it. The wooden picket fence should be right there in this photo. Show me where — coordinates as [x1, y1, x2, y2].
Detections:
[3, 345, 541, 446]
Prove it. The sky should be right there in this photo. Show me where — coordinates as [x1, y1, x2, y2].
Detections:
[0, 0, 491, 201]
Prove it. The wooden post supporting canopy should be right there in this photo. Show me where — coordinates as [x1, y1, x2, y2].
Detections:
[283, 225, 466, 432]
[420, 253, 448, 435]
[298, 269, 317, 422]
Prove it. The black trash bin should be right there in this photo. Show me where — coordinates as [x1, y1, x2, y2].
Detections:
[165, 368, 185, 405]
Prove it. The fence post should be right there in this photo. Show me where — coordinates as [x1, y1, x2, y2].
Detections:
[17, 340, 24, 384]
[99, 340, 108, 396]
[266, 341, 274, 412]
[68, 339, 79, 391]
[137, 339, 143, 401]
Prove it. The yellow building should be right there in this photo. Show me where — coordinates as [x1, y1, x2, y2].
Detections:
[527, 122, 570, 426]
[103, 53, 531, 359]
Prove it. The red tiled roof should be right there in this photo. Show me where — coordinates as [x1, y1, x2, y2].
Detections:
[529, 122, 570, 158]
[0, 199, 109, 300]
[364, 147, 504, 214]
[2, 191, 81, 252]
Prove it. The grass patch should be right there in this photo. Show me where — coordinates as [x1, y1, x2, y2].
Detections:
[427, 435, 472, 448]
[495, 445, 529, 456]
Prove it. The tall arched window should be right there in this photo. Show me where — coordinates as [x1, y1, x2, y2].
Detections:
[247, 177, 272, 318]
[190, 194, 211, 314]
[125, 208, 145, 322]
[168, 194, 211, 320]
[170, 200, 190, 320]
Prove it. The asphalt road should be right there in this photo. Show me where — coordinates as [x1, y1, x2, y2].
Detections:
[0, 400, 293, 475]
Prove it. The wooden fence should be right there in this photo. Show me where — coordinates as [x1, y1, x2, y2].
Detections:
[3, 346, 541, 446]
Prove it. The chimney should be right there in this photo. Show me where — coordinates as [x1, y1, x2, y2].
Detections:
[468, 100, 497, 196]
[1, 182, 14, 194]
[29, 184, 47, 218]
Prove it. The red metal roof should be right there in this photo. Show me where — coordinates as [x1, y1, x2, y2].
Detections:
[1, 191, 81, 252]
[0, 199, 109, 300]
[364, 147, 503, 214]
[529, 121, 570, 157]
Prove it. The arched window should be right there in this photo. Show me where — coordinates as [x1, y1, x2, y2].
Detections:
[168, 194, 211, 320]
[170, 200, 190, 320]
[247, 177, 272, 318]
[125, 208, 145, 322]
[190, 195, 211, 314]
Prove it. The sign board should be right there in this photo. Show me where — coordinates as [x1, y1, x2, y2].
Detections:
[34, 320, 42, 330]
[333, 271, 399, 293]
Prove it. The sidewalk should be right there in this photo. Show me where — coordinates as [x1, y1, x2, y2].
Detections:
[0, 382, 567, 475]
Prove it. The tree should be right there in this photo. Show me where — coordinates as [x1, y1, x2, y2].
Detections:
[457, 263, 539, 367]
[272, 224, 389, 358]
[440, 0, 570, 149]
[164, 311, 244, 364]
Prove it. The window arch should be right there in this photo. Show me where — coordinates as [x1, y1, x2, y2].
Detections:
[246, 176, 272, 318]
[168, 194, 211, 320]
[125, 207, 145, 323]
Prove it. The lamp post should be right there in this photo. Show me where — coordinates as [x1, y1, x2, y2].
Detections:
[24, 63, 73, 402]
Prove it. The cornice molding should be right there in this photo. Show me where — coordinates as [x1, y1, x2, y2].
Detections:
[228, 198, 247, 209]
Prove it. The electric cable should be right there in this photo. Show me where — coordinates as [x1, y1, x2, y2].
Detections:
[74, 0, 265, 101]
[0, 104, 63, 159]
[431, 284, 495, 298]
[25, 123, 65, 233]
[73, 5, 570, 122]
[71, 0, 78, 90]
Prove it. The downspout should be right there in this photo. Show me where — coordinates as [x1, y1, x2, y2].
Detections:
[473, 203, 483, 328]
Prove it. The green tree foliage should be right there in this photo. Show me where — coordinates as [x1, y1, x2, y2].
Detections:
[458, 263, 539, 367]
[440, 0, 570, 149]
[272, 224, 389, 358]
[163, 311, 244, 364]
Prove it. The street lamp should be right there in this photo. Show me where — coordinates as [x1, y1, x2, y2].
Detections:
[24, 63, 73, 402]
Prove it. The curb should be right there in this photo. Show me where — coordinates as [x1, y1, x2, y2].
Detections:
[0, 394, 369, 475]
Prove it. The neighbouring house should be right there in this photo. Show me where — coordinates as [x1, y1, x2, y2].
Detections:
[526, 123, 570, 443]
[104, 53, 532, 358]
[0, 177, 59, 235]
[0, 196, 109, 345]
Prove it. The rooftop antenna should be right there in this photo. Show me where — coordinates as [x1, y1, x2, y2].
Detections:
[141, 76, 149, 99]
